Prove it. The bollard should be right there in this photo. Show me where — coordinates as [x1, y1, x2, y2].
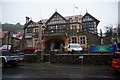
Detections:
[37, 50, 44, 62]
[79, 54, 84, 65]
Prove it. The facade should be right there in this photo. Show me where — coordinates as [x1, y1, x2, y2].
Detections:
[82, 13, 99, 34]
[23, 11, 100, 52]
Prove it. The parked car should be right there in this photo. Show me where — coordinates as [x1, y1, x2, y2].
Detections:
[112, 52, 120, 72]
[24, 47, 36, 54]
[0, 49, 21, 67]
[0, 45, 14, 51]
[67, 43, 83, 54]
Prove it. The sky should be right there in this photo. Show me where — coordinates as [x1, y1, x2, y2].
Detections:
[0, 0, 119, 33]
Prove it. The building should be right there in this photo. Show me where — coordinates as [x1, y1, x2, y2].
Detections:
[23, 11, 100, 52]
[0, 31, 9, 46]
[82, 12, 99, 34]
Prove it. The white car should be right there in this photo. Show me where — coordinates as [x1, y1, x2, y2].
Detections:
[0, 50, 21, 67]
[0, 45, 14, 51]
[67, 44, 83, 54]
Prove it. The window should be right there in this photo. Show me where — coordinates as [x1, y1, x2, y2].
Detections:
[27, 41, 32, 47]
[79, 36, 86, 44]
[71, 25, 74, 29]
[71, 36, 78, 43]
[57, 25, 65, 30]
[71, 25, 77, 29]
[79, 25, 81, 29]
[27, 28, 32, 33]
[25, 33, 32, 38]
[35, 29, 38, 32]
[54, 17, 59, 21]
[74, 25, 77, 29]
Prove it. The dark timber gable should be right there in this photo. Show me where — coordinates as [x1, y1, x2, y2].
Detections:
[82, 12, 100, 25]
[46, 11, 68, 26]
[82, 12, 100, 34]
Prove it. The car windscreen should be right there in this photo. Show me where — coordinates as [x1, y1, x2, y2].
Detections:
[2, 51, 14, 56]
[2, 45, 11, 48]
[70, 45, 81, 48]
[113, 54, 120, 59]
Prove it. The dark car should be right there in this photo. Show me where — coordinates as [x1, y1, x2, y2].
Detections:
[24, 47, 36, 54]
[112, 52, 120, 72]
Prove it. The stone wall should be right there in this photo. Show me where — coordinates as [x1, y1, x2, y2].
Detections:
[44, 53, 113, 65]
[24, 51, 44, 63]
[24, 52, 113, 65]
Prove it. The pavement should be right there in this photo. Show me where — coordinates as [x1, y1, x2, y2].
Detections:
[2, 62, 120, 80]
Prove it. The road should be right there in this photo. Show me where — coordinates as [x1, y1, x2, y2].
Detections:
[2, 62, 120, 79]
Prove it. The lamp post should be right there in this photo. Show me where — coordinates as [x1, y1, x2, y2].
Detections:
[100, 29, 103, 45]
[7, 31, 10, 49]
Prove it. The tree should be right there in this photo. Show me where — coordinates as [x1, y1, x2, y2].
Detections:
[117, 24, 120, 37]
[2, 23, 23, 34]
[104, 26, 113, 37]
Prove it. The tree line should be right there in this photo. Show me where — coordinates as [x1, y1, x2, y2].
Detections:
[2, 23, 23, 34]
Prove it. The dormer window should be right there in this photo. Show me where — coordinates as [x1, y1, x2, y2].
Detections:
[69, 18, 72, 23]
[75, 17, 79, 22]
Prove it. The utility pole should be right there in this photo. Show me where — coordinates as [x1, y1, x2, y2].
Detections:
[7, 31, 10, 49]
[100, 29, 103, 45]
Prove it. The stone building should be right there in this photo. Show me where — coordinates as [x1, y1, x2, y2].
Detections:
[23, 11, 100, 52]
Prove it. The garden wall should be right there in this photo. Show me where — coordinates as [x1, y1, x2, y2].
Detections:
[24, 52, 113, 65]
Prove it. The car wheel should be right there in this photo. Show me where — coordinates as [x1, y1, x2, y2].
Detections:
[2, 58, 6, 68]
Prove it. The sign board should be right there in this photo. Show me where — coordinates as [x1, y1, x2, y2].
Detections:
[91, 45, 116, 52]
[79, 56, 84, 59]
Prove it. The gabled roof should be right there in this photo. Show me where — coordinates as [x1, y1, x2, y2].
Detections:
[0, 31, 8, 39]
[82, 12, 100, 25]
[41, 19, 48, 23]
[40, 14, 83, 24]
[23, 20, 35, 29]
[46, 11, 67, 24]
[65, 15, 83, 20]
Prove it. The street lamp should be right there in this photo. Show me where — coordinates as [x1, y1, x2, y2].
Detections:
[7, 31, 10, 49]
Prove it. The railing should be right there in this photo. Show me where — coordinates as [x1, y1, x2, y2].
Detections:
[33, 29, 85, 36]
[43, 29, 66, 34]
[67, 29, 83, 33]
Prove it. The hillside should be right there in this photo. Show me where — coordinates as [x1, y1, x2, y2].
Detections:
[2, 23, 23, 34]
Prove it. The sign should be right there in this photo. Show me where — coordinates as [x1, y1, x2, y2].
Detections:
[51, 30, 54, 33]
[91, 45, 116, 52]
[79, 56, 84, 59]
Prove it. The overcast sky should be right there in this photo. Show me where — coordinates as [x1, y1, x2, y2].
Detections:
[0, 0, 119, 33]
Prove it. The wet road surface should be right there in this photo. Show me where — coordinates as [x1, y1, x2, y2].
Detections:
[2, 62, 120, 79]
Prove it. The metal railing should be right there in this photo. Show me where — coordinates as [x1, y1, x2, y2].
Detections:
[43, 29, 66, 34]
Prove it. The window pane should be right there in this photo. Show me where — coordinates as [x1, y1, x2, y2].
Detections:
[27, 28, 32, 33]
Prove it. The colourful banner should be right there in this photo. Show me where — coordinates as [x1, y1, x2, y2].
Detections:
[91, 45, 116, 52]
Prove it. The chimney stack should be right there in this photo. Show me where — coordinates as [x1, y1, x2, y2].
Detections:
[26, 17, 30, 24]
